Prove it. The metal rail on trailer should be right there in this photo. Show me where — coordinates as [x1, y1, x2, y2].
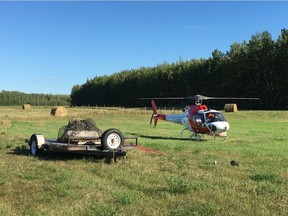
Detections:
[43, 138, 127, 161]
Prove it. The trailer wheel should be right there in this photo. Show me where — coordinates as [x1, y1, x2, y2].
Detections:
[101, 129, 124, 151]
[29, 135, 39, 156]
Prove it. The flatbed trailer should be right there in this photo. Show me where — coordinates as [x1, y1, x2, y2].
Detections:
[28, 128, 138, 162]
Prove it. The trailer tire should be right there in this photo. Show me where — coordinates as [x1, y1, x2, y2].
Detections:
[29, 134, 43, 156]
[101, 129, 124, 151]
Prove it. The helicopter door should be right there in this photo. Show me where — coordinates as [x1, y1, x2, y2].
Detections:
[195, 114, 205, 127]
[190, 113, 206, 130]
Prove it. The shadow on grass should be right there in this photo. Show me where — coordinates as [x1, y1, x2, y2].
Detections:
[129, 133, 207, 142]
[8, 145, 124, 164]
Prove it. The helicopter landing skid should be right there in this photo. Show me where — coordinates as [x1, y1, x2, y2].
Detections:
[190, 133, 204, 141]
[180, 128, 204, 141]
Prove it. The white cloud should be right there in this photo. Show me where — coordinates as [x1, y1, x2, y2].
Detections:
[50, 76, 59, 80]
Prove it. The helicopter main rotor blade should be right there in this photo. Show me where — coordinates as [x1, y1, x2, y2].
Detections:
[205, 97, 260, 100]
[139, 95, 259, 101]
[139, 95, 203, 100]
[139, 97, 187, 100]
[192, 95, 260, 101]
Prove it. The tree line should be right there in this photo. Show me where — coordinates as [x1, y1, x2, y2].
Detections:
[70, 29, 288, 110]
[0, 91, 70, 106]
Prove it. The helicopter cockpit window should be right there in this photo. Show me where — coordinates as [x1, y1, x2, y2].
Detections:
[205, 112, 226, 123]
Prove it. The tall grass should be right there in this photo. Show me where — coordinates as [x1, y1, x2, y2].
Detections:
[0, 106, 287, 215]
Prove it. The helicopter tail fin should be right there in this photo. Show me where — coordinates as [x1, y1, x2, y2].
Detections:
[150, 100, 166, 127]
[151, 100, 158, 114]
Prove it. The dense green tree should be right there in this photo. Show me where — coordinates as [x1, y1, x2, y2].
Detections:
[274, 29, 288, 109]
[70, 30, 288, 110]
[0, 91, 70, 106]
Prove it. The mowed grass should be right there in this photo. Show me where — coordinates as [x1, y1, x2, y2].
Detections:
[0, 106, 287, 215]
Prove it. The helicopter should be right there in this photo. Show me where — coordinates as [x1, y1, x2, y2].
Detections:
[140, 95, 259, 140]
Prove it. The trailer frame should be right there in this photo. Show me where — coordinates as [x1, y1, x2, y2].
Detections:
[27, 129, 138, 163]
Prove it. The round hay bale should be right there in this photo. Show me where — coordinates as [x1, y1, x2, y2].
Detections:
[224, 104, 238, 112]
[22, 104, 31, 110]
[51, 106, 68, 117]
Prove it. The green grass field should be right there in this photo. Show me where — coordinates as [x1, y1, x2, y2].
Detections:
[0, 106, 287, 215]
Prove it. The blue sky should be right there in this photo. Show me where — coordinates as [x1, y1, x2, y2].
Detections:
[1, 1, 288, 95]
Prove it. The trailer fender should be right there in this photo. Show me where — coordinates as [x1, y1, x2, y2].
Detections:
[29, 134, 45, 156]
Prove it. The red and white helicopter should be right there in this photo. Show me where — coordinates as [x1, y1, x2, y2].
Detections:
[140, 95, 258, 140]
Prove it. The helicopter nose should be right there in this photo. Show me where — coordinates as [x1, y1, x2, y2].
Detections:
[209, 122, 230, 133]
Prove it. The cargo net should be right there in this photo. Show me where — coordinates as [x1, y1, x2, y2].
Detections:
[57, 118, 102, 143]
